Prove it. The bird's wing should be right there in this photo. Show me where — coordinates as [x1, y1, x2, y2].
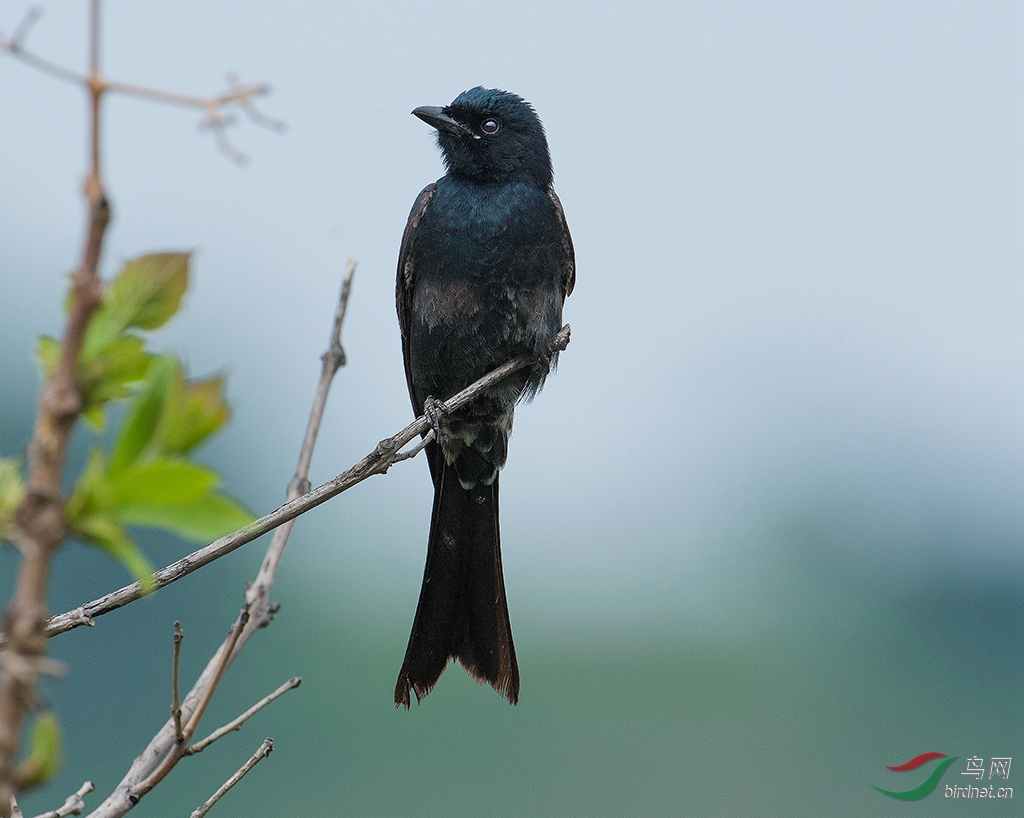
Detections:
[396, 183, 437, 414]
[548, 188, 576, 298]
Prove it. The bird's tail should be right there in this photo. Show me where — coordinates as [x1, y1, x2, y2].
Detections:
[394, 464, 519, 707]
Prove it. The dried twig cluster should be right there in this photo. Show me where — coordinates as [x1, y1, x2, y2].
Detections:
[0, 1, 286, 814]
[0, 6, 283, 165]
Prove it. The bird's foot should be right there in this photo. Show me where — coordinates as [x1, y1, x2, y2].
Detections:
[422, 396, 449, 437]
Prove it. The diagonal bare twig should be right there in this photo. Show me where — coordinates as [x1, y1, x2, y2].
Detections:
[11, 7, 42, 48]
[189, 738, 273, 818]
[186, 677, 300, 756]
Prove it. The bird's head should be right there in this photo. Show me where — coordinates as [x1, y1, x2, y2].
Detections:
[413, 87, 553, 188]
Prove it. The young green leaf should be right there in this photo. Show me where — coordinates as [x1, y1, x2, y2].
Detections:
[107, 354, 177, 475]
[158, 373, 231, 455]
[109, 458, 219, 507]
[105, 252, 190, 332]
[34, 247, 254, 591]
[82, 403, 107, 432]
[64, 448, 112, 527]
[18, 714, 62, 789]
[117, 491, 255, 542]
[80, 303, 120, 361]
[79, 335, 152, 430]
[0, 457, 25, 539]
[35, 335, 60, 376]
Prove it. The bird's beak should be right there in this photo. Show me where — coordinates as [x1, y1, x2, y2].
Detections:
[412, 106, 473, 137]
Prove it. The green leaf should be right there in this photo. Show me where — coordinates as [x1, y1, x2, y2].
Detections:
[80, 303, 120, 361]
[108, 354, 177, 475]
[19, 714, 61, 789]
[105, 252, 190, 332]
[109, 458, 219, 507]
[64, 448, 112, 527]
[71, 512, 156, 593]
[118, 491, 255, 542]
[79, 335, 152, 430]
[159, 373, 231, 455]
[65, 449, 157, 589]
[36, 335, 61, 377]
[83, 334, 150, 393]
[0, 457, 25, 539]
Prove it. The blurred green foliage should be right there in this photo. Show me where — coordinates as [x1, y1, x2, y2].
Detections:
[1, 253, 254, 788]
[29, 252, 255, 593]
[17, 715, 61, 790]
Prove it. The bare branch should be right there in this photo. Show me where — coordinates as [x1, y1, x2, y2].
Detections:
[0, 4, 285, 814]
[6, 324, 571, 646]
[0, 17, 280, 162]
[28, 781, 94, 818]
[181, 611, 245, 742]
[203, 116, 247, 165]
[82, 266, 361, 818]
[189, 738, 273, 818]
[0, 1, 110, 808]
[186, 677, 300, 756]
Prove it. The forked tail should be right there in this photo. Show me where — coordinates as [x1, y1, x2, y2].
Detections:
[395, 465, 519, 707]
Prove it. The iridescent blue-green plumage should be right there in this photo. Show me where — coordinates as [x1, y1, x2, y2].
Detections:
[395, 88, 574, 707]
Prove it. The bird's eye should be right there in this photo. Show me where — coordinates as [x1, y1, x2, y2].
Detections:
[480, 118, 500, 135]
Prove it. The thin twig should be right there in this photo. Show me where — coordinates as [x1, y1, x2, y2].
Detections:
[227, 73, 286, 132]
[0, 14, 81, 86]
[189, 738, 273, 818]
[28, 781, 94, 818]
[11, 8, 42, 47]
[171, 623, 184, 743]
[3, 324, 571, 648]
[186, 677, 300, 756]
[130, 611, 248, 801]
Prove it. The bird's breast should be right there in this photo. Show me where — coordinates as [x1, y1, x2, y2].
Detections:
[413, 180, 560, 286]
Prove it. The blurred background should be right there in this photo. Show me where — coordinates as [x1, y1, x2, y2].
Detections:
[1, 1, 1020, 815]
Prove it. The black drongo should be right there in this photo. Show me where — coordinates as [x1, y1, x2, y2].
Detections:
[394, 87, 575, 707]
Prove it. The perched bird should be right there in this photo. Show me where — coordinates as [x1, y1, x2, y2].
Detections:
[394, 87, 575, 707]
